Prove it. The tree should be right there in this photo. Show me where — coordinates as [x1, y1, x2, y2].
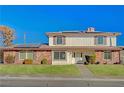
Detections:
[0, 25, 15, 46]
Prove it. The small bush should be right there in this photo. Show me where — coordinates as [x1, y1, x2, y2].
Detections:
[41, 58, 48, 64]
[85, 54, 96, 64]
[90, 55, 96, 64]
[103, 62, 107, 64]
[23, 59, 33, 64]
[95, 61, 100, 64]
[84, 61, 89, 65]
[5, 55, 15, 64]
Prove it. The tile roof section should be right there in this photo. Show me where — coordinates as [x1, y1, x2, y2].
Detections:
[14, 44, 41, 48]
[50, 46, 121, 51]
[2, 44, 51, 51]
[46, 31, 121, 37]
[2, 46, 121, 51]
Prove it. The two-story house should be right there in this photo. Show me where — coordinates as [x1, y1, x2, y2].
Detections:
[2, 27, 121, 65]
[46, 27, 121, 65]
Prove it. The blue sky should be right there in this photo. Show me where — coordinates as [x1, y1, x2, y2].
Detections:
[0, 5, 124, 46]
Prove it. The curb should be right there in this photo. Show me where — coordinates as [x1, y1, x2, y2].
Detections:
[0, 76, 124, 81]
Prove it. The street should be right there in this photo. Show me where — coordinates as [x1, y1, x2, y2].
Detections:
[0, 78, 124, 87]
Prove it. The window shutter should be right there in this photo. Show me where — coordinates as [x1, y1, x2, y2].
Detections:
[62, 36, 66, 45]
[53, 36, 56, 45]
[104, 36, 107, 45]
[94, 36, 97, 45]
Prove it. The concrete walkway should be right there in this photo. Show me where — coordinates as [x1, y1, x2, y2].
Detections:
[76, 64, 94, 78]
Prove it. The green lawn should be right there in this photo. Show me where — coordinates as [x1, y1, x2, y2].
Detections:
[87, 65, 124, 76]
[0, 64, 80, 76]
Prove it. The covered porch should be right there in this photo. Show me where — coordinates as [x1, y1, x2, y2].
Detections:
[69, 49, 96, 64]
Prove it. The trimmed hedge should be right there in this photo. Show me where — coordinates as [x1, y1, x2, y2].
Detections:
[23, 59, 33, 64]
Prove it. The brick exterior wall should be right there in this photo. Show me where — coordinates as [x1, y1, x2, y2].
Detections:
[3, 51, 21, 64]
[3, 50, 120, 65]
[34, 50, 52, 64]
[3, 50, 52, 64]
[95, 51, 103, 63]
[95, 50, 120, 64]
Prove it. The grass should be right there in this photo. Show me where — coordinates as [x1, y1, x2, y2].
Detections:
[87, 64, 124, 76]
[0, 64, 80, 76]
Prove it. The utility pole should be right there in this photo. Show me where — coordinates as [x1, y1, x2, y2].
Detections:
[24, 32, 26, 46]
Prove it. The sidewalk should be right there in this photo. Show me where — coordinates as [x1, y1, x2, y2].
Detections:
[0, 75, 124, 82]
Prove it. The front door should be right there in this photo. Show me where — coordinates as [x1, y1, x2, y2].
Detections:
[75, 52, 86, 64]
[75, 52, 81, 63]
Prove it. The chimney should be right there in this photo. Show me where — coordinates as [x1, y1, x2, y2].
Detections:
[86, 27, 95, 32]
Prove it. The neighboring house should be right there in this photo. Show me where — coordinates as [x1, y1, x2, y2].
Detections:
[120, 47, 124, 64]
[0, 47, 4, 64]
[1, 27, 122, 65]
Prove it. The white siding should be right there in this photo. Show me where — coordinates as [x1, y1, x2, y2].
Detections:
[111, 36, 116, 46]
[66, 36, 95, 46]
[49, 36, 117, 46]
[106, 36, 116, 46]
[49, 36, 53, 46]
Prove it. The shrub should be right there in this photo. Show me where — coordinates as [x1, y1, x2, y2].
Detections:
[95, 61, 100, 64]
[90, 55, 96, 64]
[103, 62, 107, 64]
[41, 58, 48, 64]
[5, 54, 15, 64]
[84, 61, 89, 65]
[85, 55, 90, 63]
[23, 59, 33, 64]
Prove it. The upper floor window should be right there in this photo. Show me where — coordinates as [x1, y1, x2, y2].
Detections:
[57, 36, 63, 44]
[53, 36, 65, 45]
[95, 36, 106, 45]
[97, 36, 104, 44]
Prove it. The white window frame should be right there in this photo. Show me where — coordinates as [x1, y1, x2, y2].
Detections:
[103, 51, 112, 60]
[19, 51, 34, 60]
[96, 36, 105, 45]
[53, 51, 66, 61]
[56, 36, 63, 45]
